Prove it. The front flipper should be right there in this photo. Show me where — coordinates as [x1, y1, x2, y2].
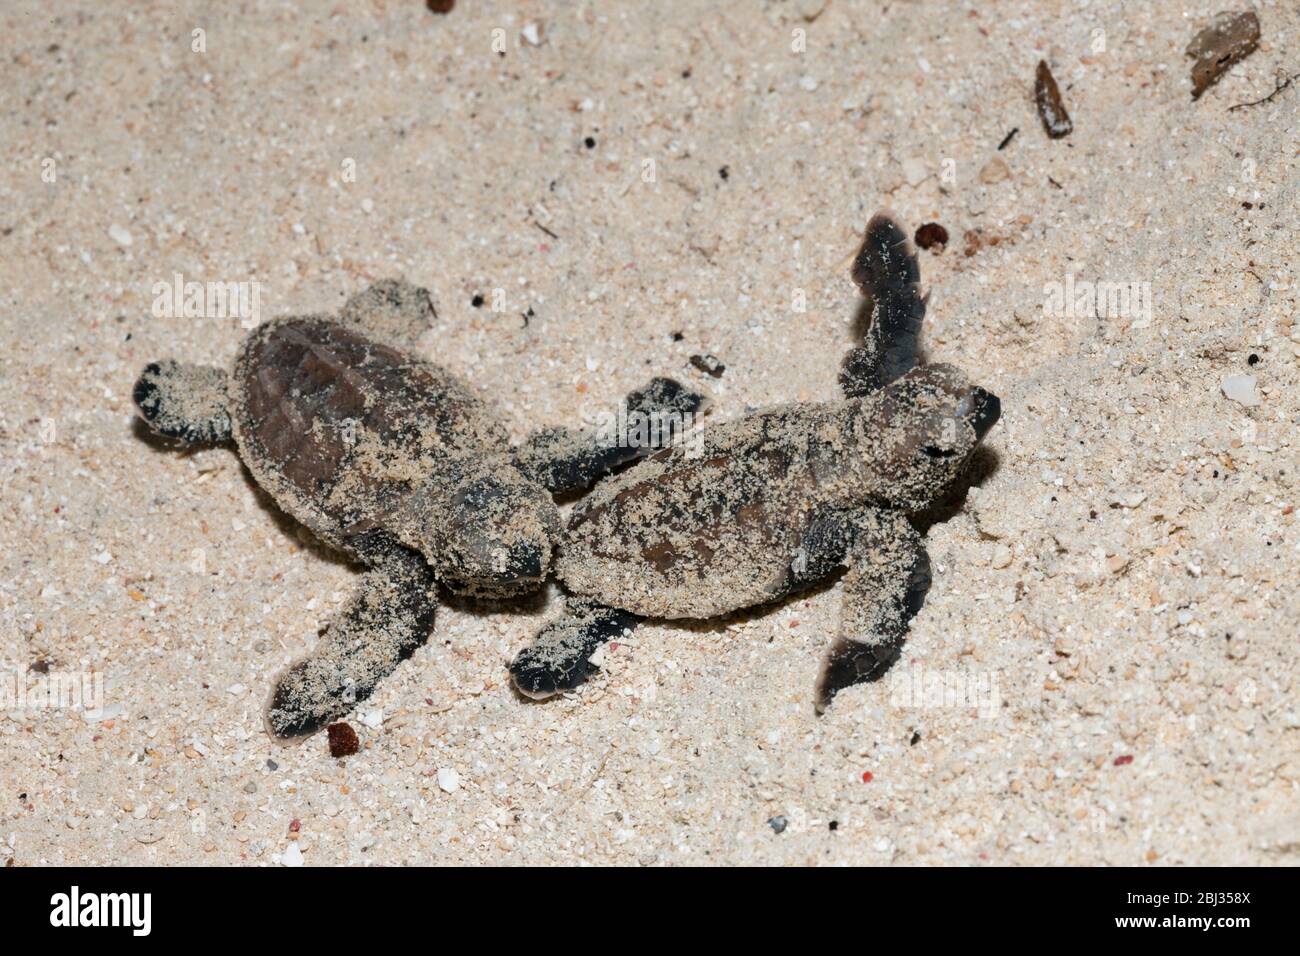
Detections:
[339, 278, 435, 351]
[815, 509, 930, 712]
[515, 377, 709, 496]
[266, 547, 436, 739]
[132, 360, 232, 444]
[840, 212, 926, 397]
[511, 598, 640, 699]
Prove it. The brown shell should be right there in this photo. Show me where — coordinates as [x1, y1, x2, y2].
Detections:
[556, 403, 860, 618]
[228, 317, 509, 552]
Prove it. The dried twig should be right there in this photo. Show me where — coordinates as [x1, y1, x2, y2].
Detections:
[1228, 70, 1300, 111]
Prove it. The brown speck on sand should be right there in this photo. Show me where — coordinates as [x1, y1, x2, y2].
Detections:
[426, 0, 455, 14]
[1034, 61, 1073, 138]
[914, 223, 949, 252]
[1186, 11, 1260, 100]
[689, 353, 726, 378]
[327, 722, 360, 758]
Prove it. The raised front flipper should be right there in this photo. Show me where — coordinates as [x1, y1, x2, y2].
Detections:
[815, 509, 930, 712]
[133, 361, 232, 444]
[840, 213, 925, 397]
[515, 377, 709, 496]
[510, 598, 640, 699]
[265, 546, 436, 739]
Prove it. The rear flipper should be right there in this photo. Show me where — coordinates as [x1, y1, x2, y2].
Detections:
[339, 279, 435, 351]
[840, 213, 926, 397]
[132, 361, 232, 444]
[515, 377, 709, 495]
[815, 509, 930, 712]
[511, 598, 640, 699]
[266, 547, 436, 739]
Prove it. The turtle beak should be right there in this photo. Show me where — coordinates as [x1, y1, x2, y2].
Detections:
[968, 387, 1001, 441]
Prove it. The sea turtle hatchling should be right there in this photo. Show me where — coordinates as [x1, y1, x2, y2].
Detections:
[132, 280, 705, 739]
[510, 213, 1001, 711]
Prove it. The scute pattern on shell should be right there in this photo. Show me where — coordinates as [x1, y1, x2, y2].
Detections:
[228, 317, 509, 553]
[557, 402, 862, 618]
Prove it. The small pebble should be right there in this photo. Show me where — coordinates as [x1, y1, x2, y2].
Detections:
[1221, 374, 1260, 407]
[282, 842, 304, 867]
[978, 157, 1010, 184]
[108, 224, 133, 246]
[767, 815, 788, 834]
[437, 767, 460, 793]
[689, 354, 725, 378]
[1114, 490, 1147, 508]
[797, 0, 828, 20]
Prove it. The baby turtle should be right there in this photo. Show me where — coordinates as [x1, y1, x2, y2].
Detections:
[511, 213, 1001, 710]
[133, 280, 705, 739]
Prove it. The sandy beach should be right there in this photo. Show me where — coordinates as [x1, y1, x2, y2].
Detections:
[1, 0, 1297, 865]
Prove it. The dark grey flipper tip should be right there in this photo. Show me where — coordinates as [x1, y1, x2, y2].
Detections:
[852, 213, 920, 301]
[816, 519, 930, 713]
[814, 638, 900, 714]
[516, 378, 710, 495]
[511, 602, 639, 699]
[263, 549, 436, 741]
[133, 360, 232, 444]
[845, 212, 925, 393]
[265, 663, 338, 740]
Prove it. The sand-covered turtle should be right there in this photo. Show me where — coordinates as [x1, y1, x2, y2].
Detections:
[511, 214, 1001, 710]
[133, 280, 705, 738]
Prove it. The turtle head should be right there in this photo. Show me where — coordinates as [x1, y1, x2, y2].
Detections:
[431, 466, 560, 598]
[857, 363, 999, 512]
